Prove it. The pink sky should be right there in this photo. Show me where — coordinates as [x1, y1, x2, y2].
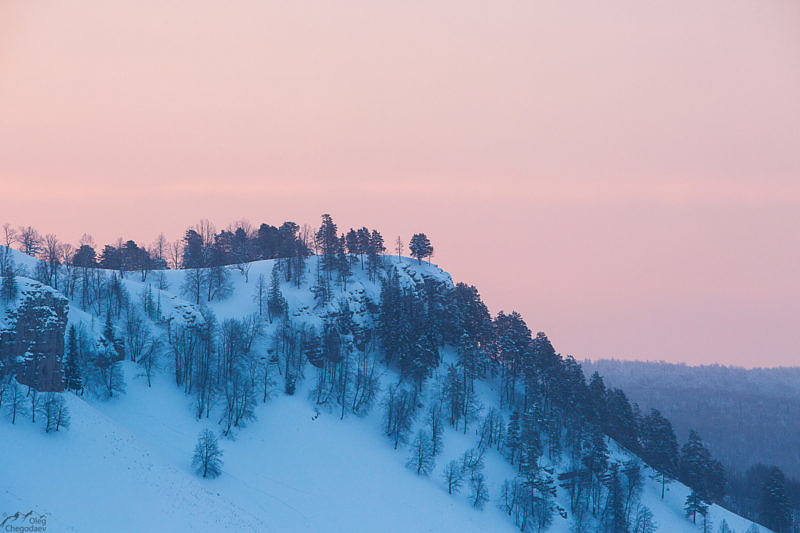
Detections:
[1, 1, 799, 366]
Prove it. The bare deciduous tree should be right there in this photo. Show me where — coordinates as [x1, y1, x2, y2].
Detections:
[17, 225, 42, 256]
[5, 381, 27, 424]
[192, 429, 223, 478]
[1, 223, 15, 276]
[169, 239, 183, 269]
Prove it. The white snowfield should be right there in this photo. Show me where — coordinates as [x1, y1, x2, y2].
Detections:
[0, 249, 767, 532]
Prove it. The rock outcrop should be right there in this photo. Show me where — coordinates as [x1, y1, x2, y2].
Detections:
[0, 278, 69, 392]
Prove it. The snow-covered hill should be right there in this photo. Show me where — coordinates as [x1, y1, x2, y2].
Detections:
[0, 248, 767, 532]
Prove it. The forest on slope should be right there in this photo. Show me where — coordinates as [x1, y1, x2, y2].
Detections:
[0, 216, 790, 532]
[583, 359, 800, 526]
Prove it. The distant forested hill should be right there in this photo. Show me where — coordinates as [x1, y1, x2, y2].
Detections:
[582, 359, 800, 479]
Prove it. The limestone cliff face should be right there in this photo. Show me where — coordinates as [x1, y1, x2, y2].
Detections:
[0, 278, 69, 392]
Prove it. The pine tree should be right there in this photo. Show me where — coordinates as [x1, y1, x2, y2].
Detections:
[494, 311, 531, 408]
[336, 235, 351, 288]
[103, 309, 116, 353]
[356, 227, 371, 270]
[505, 410, 522, 465]
[409, 233, 433, 264]
[519, 405, 543, 478]
[64, 325, 82, 393]
[182, 229, 206, 268]
[583, 427, 610, 516]
[685, 489, 709, 524]
[315, 214, 339, 276]
[604, 387, 639, 452]
[0, 262, 18, 304]
[377, 269, 403, 364]
[602, 463, 628, 533]
[345, 228, 360, 258]
[680, 430, 713, 497]
[588, 371, 607, 424]
[367, 230, 385, 279]
[267, 263, 288, 322]
[640, 409, 679, 498]
[760, 466, 791, 533]
[583, 428, 609, 475]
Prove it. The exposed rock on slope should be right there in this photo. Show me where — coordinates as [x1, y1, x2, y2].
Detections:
[0, 278, 69, 391]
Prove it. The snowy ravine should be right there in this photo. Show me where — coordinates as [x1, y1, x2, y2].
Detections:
[0, 249, 767, 533]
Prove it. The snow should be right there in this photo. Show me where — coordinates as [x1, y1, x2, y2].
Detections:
[1, 363, 518, 533]
[0, 248, 769, 532]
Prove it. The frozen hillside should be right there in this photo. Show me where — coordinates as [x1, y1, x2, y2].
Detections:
[0, 246, 769, 533]
[1, 362, 519, 532]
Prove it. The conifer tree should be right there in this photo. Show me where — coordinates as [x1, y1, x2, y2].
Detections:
[760, 466, 791, 533]
[356, 227, 370, 269]
[505, 410, 522, 465]
[640, 409, 679, 498]
[428, 404, 444, 457]
[680, 430, 722, 523]
[378, 269, 403, 364]
[315, 214, 339, 276]
[587, 371, 607, 422]
[182, 229, 206, 268]
[336, 235, 351, 288]
[604, 388, 639, 452]
[345, 229, 360, 259]
[679, 430, 722, 501]
[267, 263, 288, 323]
[367, 230, 385, 279]
[64, 325, 82, 393]
[102, 308, 124, 360]
[602, 463, 627, 533]
[494, 311, 531, 408]
[409, 233, 433, 264]
[685, 489, 709, 524]
[0, 259, 17, 304]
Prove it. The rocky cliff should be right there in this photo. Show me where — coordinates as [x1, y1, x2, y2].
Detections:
[0, 278, 69, 391]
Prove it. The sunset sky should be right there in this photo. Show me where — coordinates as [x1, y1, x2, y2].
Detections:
[1, 1, 798, 366]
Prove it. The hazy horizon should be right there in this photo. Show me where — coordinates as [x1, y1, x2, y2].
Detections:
[2, 0, 798, 367]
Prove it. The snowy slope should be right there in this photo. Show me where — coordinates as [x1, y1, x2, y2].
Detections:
[0, 249, 768, 533]
[1, 361, 520, 533]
